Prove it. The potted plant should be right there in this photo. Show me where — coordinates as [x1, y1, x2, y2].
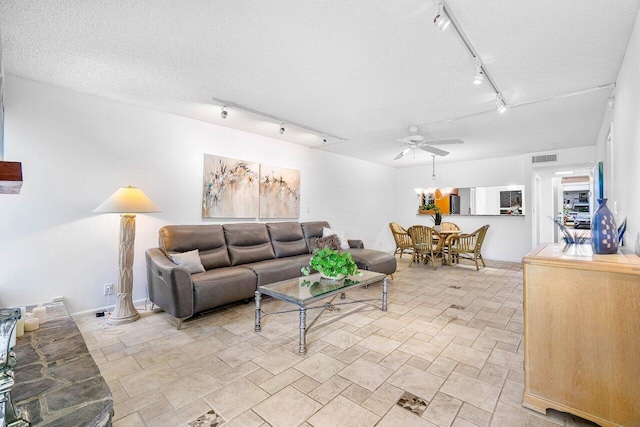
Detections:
[301, 247, 360, 281]
[424, 203, 442, 230]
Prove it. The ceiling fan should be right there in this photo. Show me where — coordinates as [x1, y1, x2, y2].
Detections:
[394, 125, 463, 160]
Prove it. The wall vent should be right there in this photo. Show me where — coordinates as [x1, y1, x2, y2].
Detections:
[531, 154, 557, 164]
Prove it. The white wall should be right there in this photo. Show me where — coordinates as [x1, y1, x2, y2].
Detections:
[599, 12, 640, 255]
[536, 176, 556, 243]
[0, 76, 397, 314]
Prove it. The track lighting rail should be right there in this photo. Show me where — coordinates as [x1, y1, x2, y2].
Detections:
[211, 96, 348, 142]
[416, 83, 616, 129]
[440, 1, 506, 108]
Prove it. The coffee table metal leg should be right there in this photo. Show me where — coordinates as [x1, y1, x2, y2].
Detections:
[254, 291, 261, 332]
[299, 307, 307, 355]
[382, 277, 388, 312]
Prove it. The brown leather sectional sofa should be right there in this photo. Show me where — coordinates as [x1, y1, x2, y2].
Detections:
[145, 221, 396, 328]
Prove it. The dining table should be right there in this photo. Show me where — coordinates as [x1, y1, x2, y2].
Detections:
[437, 229, 461, 265]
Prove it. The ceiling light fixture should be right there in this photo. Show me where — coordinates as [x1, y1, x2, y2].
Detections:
[220, 106, 228, 119]
[423, 155, 449, 201]
[434, 2, 451, 31]
[279, 123, 285, 134]
[496, 95, 508, 113]
[473, 57, 484, 85]
[211, 96, 347, 144]
[473, 70, 484, 85]
[555, 171, 574, 175]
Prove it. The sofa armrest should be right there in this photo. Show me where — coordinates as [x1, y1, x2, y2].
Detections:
[145, 248, 195, 320]
[348, 239, 364, 249]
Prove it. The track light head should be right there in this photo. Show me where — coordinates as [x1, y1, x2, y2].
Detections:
[434, 3, 450, 31]
[496, 95, 507, 114]
[279, 123, 285, 134]
[221, 106, 228, 119]
[473, 68, 484, 85]
[473, 57, 484, 85]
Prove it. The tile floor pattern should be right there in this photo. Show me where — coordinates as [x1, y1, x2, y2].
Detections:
[77, 257, 599, 427]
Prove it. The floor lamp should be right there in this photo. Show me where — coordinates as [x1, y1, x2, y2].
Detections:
[93, 186, 160, 325]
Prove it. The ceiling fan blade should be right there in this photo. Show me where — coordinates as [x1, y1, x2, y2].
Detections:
[423, 139, 464, 146]
[419, 145, 450, 156]
[394, 148, 411, 160]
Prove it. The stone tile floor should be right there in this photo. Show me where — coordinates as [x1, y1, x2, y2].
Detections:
[76, 256, 600, 427]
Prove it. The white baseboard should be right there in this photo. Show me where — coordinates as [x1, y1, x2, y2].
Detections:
[71, 298, 151, 319]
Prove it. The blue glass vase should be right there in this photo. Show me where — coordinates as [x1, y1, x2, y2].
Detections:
[591, 198, 618, 254]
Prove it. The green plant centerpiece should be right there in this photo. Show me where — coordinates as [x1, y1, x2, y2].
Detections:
[301, 247, 360, 281]
[422, 203, 442, 226]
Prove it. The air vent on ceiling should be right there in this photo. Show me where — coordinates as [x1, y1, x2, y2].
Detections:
[531, 154, 557, 164]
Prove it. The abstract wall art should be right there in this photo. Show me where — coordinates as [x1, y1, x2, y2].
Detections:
[259, 164, 300, 219]
[202, 154, 259, 218]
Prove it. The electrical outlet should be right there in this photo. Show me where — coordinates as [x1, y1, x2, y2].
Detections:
[104, 283, 114, 296]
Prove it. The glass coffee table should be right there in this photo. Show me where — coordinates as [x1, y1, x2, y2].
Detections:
[254, 271, 387, 355]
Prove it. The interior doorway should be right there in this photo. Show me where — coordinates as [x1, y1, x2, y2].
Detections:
[557, 175, 592, 243]
[531, 163, 594, 247]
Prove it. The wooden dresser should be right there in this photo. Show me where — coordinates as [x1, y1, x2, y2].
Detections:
[522, 243, 640, 427]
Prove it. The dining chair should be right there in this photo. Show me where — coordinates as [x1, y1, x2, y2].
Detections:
[440, 222, 460, 231]
[389, 222, 413, 258]
[407, 225, 444, 270]
[449, 224, 490, 270]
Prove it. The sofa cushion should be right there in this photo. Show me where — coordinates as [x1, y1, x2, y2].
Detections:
[266, 222, 309, 258]
[170, 249, 206, 274]
[322, 227, 350, 250]
[347, 248, 397, 276]
[223, 223, 276, 266]
[191, 266, 257, 313]
[308, 235, 341, 252]
[160, 225, 231, 269]
[301, 221, 331, 241]
[243, 255, 312, 287]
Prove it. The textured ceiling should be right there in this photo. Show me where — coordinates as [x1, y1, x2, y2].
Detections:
[1, 0, 638, 167]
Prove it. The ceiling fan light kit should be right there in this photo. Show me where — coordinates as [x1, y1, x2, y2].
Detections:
[393, 126, 463, 160]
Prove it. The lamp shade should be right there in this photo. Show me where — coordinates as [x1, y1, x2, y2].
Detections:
[93, 186, 160, 214]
